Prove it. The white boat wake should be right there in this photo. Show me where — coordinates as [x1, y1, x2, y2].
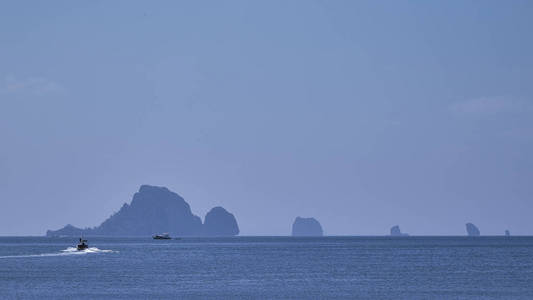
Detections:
[0, 247, 116, 259]
[61, 247, 115, 254]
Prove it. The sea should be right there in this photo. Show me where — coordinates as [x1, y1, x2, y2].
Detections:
[1, 236, 533, 299]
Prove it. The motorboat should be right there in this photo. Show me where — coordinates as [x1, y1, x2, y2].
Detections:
[152, 233, 171, 240]
[77, 238, 89, 250]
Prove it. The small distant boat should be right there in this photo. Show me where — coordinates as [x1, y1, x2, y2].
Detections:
[77, 238, 89, 251]
[153, 233, 171, 240]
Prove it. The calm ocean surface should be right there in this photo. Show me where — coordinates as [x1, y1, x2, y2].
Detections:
[1, 236, 533, 299]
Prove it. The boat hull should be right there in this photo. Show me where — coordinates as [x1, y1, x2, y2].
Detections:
[77, 244, 88, 251]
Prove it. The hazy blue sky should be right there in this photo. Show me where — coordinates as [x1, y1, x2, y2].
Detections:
[1, 1, 532, 236]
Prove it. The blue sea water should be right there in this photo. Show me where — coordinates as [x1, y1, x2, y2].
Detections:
[1, 236, 533, 299]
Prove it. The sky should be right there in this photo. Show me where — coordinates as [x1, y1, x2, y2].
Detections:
[1, 0, 532, 236]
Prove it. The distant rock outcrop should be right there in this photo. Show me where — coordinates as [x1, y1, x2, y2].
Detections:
[203, 207, 239, 236]
[46, 224, 86, 237]
[291, 217, 323, 236]
[390, 225, 409, 236]
[466, 223, 480, 236]
[46, 185, 239, 237]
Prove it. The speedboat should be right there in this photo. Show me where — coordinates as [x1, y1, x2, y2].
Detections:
[77, 238, 89, 250]
[152, 233, 171, 240]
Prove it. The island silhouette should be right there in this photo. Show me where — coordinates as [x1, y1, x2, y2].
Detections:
[390, 225, 409, 236]
[44, 186, 498, 238]
[46, 185, 239, 237]
[466, 223, 480, 236]
[291, 217, 323, 236]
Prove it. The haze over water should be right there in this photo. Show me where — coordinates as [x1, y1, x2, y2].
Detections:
[2, 1, 533, 237]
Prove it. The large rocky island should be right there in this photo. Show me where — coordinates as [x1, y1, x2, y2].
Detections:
[46, 185, 239, 237]
[291, 217, 323, 236]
